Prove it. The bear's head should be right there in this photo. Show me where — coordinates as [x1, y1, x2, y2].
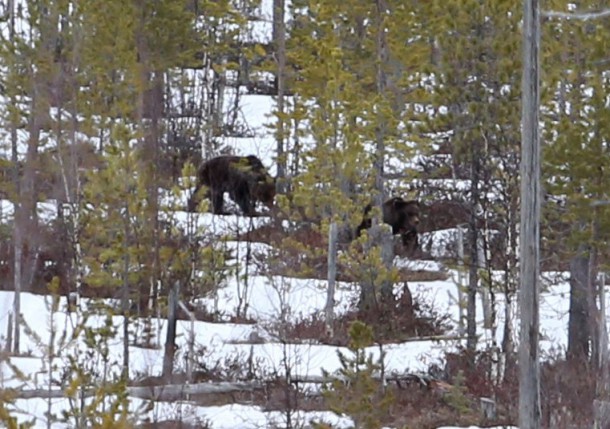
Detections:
[253, 176, 276, 209]
[386, 197, 420, 234]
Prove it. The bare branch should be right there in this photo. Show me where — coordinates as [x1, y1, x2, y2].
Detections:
[542, 8, 610, 21]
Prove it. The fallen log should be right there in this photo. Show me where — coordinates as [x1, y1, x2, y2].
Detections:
[4, 381, 265, 401]
[289, 372, 435, 388]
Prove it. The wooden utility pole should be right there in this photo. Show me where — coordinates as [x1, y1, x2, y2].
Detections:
[519, 0, 542, 426]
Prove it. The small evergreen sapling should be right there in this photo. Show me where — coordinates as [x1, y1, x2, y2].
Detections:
[314, 321, 393, 429]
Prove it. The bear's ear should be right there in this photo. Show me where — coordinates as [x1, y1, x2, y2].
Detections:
[393, 198, 408, 208]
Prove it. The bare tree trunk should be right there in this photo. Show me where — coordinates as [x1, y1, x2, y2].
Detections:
[6, 0, 20, 354]
[122, 201, 131, 379]
[201, 51, 214, 156]
[147, 72, 163, 315]
[325, 222, 338, 338]
[568, 242, 591, 361]
[593, 399, 610, 429]
[163, 281, 179, 378]
[14, 54, 45, 355]
[597, 273, 609, 393]
[502, 188, 520, 374]
[456, 225, 466, 334]
[152, 118, 162, 316]
[290, 96, 302, 179]
[357, 0, 394, 315]
[378, 231, 395, 302]
[519, 0, 542, 426]
[373, 0, 387, 210]
[10, 0, 60, 354]
[592, 217, 609, 426]
[11, 231, 22, 353]
[8, 0, 22, 355]
[594, 277, 610, 429]
[273, 0, 287, 193]
[52, 5, 86, 305]
[373, 0, 394, 305]
[68, 110, 85, 302]
[589, 184, 603, 368]
[132, 1, 165, 320]
[466, 163, 480, 354]
[479, 231, 493, 330]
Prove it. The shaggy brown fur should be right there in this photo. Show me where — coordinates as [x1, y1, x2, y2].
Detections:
[356, 197, 420, 251]
[187, 155, 276, 216]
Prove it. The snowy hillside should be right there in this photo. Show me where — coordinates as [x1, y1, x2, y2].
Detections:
[0, 89, 578, 428]
[1, 0, 603, 427]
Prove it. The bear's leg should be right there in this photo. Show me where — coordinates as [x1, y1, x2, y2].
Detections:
[401, 230, 419, 252]
[211, 189, 225, 214]
[355, 219, 371, 238]
[187, 184, 204, 212]
[234, 185, 255, 216]
[187, 195, 198, 213]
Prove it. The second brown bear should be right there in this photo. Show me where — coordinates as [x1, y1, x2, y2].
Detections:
[187, 155, 276, 217]
[356, 197, 421, 250]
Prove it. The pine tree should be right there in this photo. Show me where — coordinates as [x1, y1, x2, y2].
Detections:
[315, 321, 393, 429]
[542, 2, 610, 366]
[272, 0, 431, 320]
[420, 0, 523, 356]
[66, 0, 202, 310]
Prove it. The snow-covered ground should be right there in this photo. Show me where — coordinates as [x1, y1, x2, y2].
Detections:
[0, 224, 575, 428]
[0, 73, 574, 429]
[0, 266, 554, 428]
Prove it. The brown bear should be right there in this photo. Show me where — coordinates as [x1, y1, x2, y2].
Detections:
[356, 197, 421, 250]
[187, 155, 276, 216]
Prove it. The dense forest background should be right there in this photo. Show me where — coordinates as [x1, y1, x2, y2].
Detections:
[0, 0, 610, 427]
